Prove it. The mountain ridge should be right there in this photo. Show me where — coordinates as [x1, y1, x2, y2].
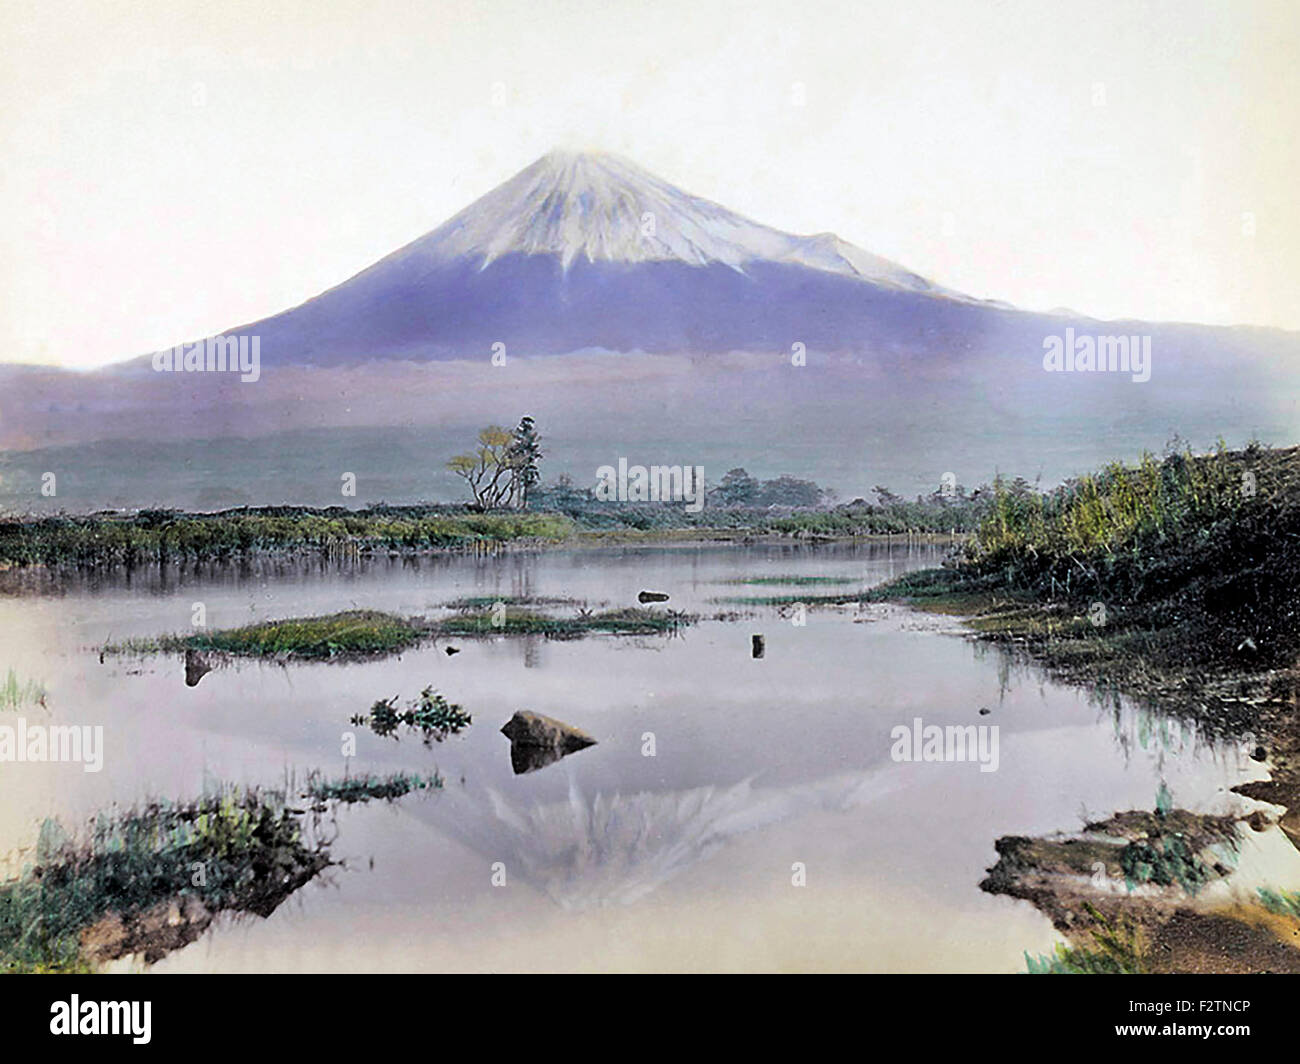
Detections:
[2, 149, 1297, 507]
[97, 148, 996, 370]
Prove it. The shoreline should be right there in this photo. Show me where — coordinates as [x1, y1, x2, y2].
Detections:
[874, 569, 1300, 973]
[0, 511, 968, 575]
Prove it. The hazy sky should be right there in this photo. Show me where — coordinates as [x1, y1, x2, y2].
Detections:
[3, 0, 1297, 368]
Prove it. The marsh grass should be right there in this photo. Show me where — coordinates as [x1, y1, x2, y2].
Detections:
[716, 575, 859, 586]
[710, 593, 855, 606]
[106, 610, 424, 661]
[708, 575, 863, 605]
[1256, 888, 1300, 918]
[0, 787, 329, 973]
[875, 444, 1300, 678]
[716, 566, 1013, 610]
[433, 605, 693, 638]
[104, 602, 694, 664]
[1025, 905, 1146, 974]
[181, 610, 422, 660]
[0, 507, 575, 569]
[0, 667, 47, 712]
[305, 771, 442, 804]
[441, 594, 587, 609]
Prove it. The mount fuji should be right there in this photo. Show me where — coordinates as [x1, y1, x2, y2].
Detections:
[130, 149, 1009, 366]
[1, 149, 1297, 509]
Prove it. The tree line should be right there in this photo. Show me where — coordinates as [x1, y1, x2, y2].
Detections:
[445, 419, 1002, 531]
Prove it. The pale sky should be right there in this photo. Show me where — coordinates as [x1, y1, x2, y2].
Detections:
[3, 0, 1297, 369]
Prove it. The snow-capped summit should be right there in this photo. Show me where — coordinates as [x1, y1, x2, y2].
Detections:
[409, 149, 947, 294]
[169, 148, 998, 366]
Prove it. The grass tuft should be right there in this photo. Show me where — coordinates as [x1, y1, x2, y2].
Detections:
[0, 668, 47, 712]
[305, 771, 442, 804]
[1025, 905, 1145, 974]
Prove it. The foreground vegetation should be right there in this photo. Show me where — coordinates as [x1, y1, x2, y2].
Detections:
[869, 441, 1300, 974]
[0, 765, 459, 971]
[991, 803, 1300, 975]
[0, 788, 330, 972]
[955, 441, 1300, 670]
[869, 443, 1300, 699]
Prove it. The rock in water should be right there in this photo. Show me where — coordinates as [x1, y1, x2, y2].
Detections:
[501, 710, 596, 752]
[184, 649, 213, 687]
[501, 711, 596, 774]
[638, 590, 670, 603]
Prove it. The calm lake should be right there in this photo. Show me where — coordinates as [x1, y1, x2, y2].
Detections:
[0, 541, 1273, 971]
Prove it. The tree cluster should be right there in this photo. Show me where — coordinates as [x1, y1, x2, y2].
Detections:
[446, 416, 542, 510]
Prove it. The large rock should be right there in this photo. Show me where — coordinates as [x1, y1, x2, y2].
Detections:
[501, 711, 596, 752]
[501, 711, 596, 774]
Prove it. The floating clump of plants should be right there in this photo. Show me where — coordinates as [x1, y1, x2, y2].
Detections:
[350, 686, 472, 745]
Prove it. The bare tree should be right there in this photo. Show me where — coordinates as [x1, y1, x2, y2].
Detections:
[446, 426, 516, 510]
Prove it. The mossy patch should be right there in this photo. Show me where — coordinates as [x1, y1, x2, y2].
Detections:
[106, 610, 424, 661]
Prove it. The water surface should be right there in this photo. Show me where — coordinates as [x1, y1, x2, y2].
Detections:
[0, 542, 1271, 971]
